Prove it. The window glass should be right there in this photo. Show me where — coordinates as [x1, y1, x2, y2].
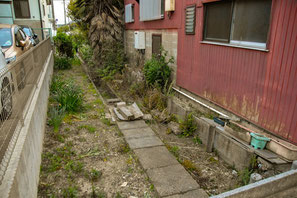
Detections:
[13, 0, 30, 18]
[22, 27, 31, 36]
[0, 28, 12, 48]
[15, 30, 24, 46]
[231, 0, 272, 43]
[204, 1, 232, 42]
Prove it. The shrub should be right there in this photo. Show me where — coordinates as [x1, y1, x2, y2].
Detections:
[57, 25, 70, 34]
[54, 32, 74, 58]
[144, 49, 173, 89]
[97, 41, 126, 80]
[143, 89, 167, 111]
[179, 113, 197, 137]
[54, 55, 72, 70]
[80, 44, 94, 66]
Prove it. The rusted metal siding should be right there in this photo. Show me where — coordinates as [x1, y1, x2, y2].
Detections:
[176, 0, 297, 144]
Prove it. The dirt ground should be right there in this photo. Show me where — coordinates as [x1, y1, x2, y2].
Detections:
[38, 63, 157, 197]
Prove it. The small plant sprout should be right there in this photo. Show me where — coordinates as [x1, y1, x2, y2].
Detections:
[179, 113, 197, 137]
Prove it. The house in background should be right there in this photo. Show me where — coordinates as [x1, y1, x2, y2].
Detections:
[124, 0, 297, 148]
[0, 0, 55, 39]
[53, 0, 71, 27]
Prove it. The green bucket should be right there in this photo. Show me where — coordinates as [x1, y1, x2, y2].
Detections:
[250, 133, 270, 150]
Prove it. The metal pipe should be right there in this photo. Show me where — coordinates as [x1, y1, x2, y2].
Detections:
[37, 0, 44, 40]
[172, 87, 230, 119]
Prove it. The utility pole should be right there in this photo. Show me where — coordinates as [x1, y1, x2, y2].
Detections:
[63, 0, 66, 25]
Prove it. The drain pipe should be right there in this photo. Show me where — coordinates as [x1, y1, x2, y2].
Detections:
[172, 87, 230, 119]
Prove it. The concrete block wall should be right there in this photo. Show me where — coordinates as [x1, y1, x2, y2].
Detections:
[0, 51, 53, 198]
[125, 29, 178, 81]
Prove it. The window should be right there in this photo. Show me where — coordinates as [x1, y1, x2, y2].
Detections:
[185, 5, 196, 35]
[139, 0, 164, 21]
[152, 34, 162, 57]
[203, 0, 272, 49]
[13, 0, 30, 18]
[125, 4, 134, 23]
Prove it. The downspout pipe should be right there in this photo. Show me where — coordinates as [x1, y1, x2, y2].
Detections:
[172, 87, 230, 119]
[37, 0, 44, 40]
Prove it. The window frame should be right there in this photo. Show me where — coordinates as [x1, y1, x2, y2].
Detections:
[13, 0, 31, 19]
[185, 5, 196, 35]
[202, 0, 272, 50]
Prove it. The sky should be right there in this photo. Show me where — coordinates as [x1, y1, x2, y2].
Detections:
[53, 0, 71, 25]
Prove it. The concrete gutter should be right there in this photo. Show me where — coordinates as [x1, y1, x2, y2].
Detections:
[211, 169, 297, 198]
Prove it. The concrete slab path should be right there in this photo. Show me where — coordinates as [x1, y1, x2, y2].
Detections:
[117, 120, 208, 198]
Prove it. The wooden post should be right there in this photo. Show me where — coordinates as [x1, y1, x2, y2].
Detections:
[206, 124, 216, 153]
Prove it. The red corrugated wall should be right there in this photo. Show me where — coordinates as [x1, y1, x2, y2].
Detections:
[176, 0, 297, 144]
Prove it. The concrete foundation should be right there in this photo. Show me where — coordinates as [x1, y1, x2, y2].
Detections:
[0, 50, 53, 197]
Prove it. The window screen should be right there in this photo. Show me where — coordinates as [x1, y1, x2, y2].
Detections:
[185, 6, 196, 35]
[13, 0, 30, 18]
[204, 1, 232, 42]
[140, 0, 164, 21]
[231, 0, 272, 43]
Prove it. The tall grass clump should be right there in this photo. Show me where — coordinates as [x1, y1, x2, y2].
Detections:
[50, 76, 83, 113]
[48, 106, 65, 132]
[179, 113, 197, 137]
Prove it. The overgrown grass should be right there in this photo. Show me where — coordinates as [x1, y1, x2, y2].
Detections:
[54, 55, 72, 70]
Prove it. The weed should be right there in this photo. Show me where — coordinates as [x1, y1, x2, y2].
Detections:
[65, 160, 84, 173]
[42, 152, 63, 173]
[71, 57, 81, 66]
[117, 143, 130, 154]
[193, 136, 202, 145]
[149, 184, 154, 191]
[62, 185, 78, 198]
[182, 160, 201, 175]
[238, 168, 253, 186]
[78, 124, 96, 133]
[101, 118, 111, 126]
[91, 186, 106, 198]
[88, 169, 102, 182]
[208, 157, 218, 163]
[167, 145, 179, 158]
[129, 81, 146, 98]
[179, 113, 197, 137]
[54, 55, 72, 70]
[48, 106, 65, 132]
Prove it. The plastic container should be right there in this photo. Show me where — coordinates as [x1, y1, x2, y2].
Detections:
[250, 133, 270, 150]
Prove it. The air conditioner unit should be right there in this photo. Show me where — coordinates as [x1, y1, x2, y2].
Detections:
[134, 31, 145, 49]
[165, 0, 175, 12]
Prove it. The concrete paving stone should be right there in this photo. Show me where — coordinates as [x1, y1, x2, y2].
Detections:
[122, 127, 155, 139]
[126, 135, 164, 149]
[147, 164, 200, 197]
[164, 189, 208, 198]
[117, 120, 147, 130]
[134, 146, 179, 170]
